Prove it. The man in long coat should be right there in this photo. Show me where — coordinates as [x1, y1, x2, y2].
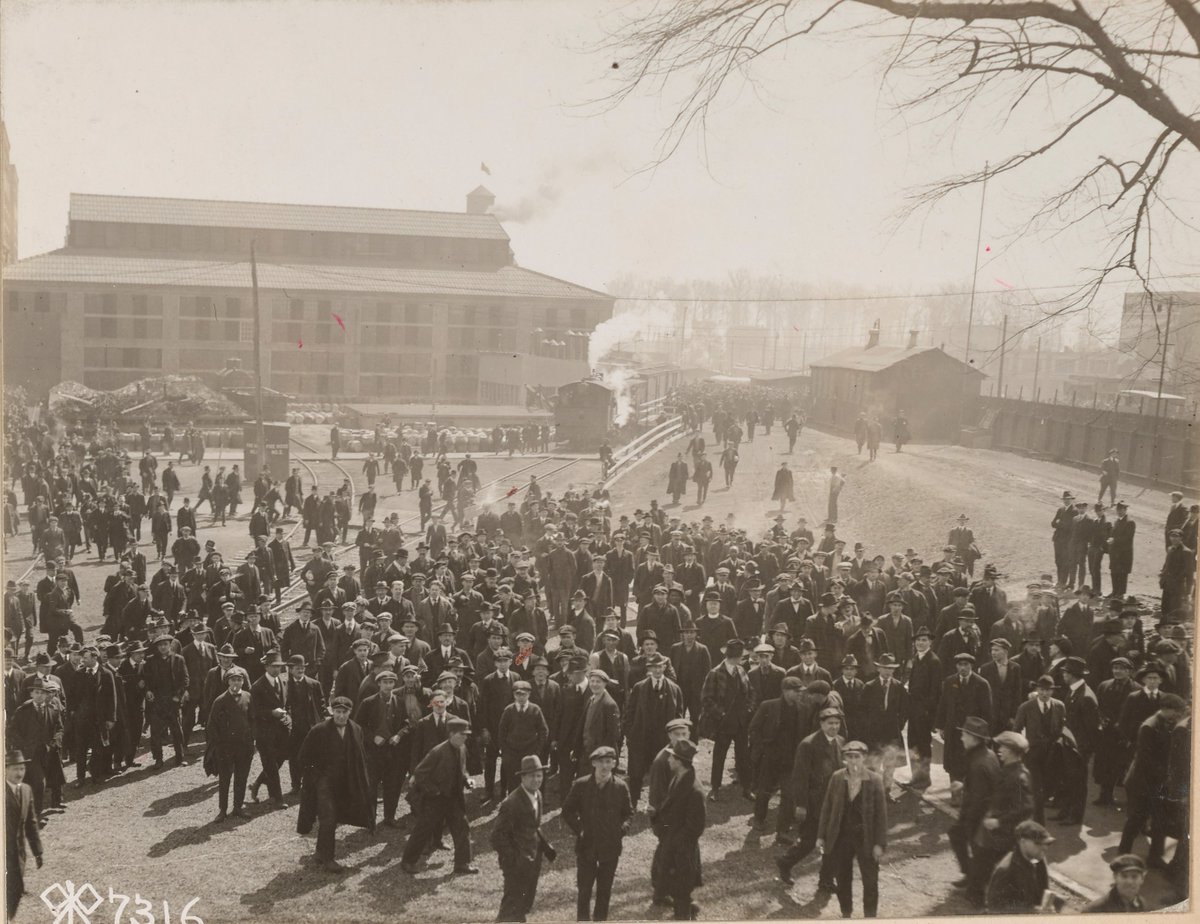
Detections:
[747, 676, 808, 835]
[936, 653, 992, 785]
[205, 667, 255, 820]
[296, 696, 375, 872]
[624, 653, 685, 805]
[6, 750, 45, 919]
[651, 739, 707, 920]
[777, 704, 845, 884]
[400, 716, 478, 876]
[699, 639, 752, 799]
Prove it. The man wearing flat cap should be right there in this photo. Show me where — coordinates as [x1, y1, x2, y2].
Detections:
[1093, 656, 1138, 806]
[562, 745, 634, 922]
[625, 653, 685, 807]
[1084, 854, 1148, 913]
[778, 704, 845, 881]
[746, 675, 806, 836]
[985, 820, 1058, 914]
[143, 633, 190, 769]
[936, 653, 993, 789]
[296, 695, 374, 872]
[970, 730, 1034, 906]
[579, 670, 621, 776]
[401, 715, 478, 876]
[651, 738, 707, 920]
[354, 668, 407, 828]
[815, 740, 888, 918]
[700, 638, 753, 801]
[1119, 691, 1187, 867]
[498, 681, 549, 795]
[205, 667, 254, 821]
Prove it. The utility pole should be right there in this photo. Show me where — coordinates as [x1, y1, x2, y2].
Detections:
[250, 241, 267, 475]
[1032, 336, 1042, 403]
[963, 162, 989, 368]
[801, 332, 808, 373]
[997, 314, 1008, 399]
[1152, 295, 1174, 480]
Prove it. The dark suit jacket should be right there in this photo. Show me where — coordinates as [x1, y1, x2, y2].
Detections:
[7, 781, 43, 887]
[790, 730, 845, 813]
[491, 784, 553, 871]
[624, 677, 685, 752]
[562, 773, 633, 862]
[1124, 711, 1174, 798]
[986, 848, 1047, 914]
[1064, 682, 1101, 755]
[409, 738, 466, 806]
[979, 660, 1024, 734]
[582, 690, 621, 757]
[817, 768, 888, 854]
[1013, 697, 1066, 750]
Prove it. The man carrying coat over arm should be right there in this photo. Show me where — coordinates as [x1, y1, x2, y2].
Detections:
[492, 755, 557, 923]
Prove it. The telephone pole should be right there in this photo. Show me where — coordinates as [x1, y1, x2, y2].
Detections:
[997, 314, 1008, 398]
[963, 162, 989, 367]
[250, 241, 267, 474]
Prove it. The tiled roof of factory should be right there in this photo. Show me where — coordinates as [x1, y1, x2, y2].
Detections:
[3, 251, 610, 300]
[69, 193, 510, 240]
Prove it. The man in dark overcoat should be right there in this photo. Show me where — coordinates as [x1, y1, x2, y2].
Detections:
[205, 667, 254, 820]
[296, 696, 375, 872]
[699, 639, 752, 799]
[624, 653, 685, 806]
[935, 653, 992, 785]
[400, 716, 478, 876]
[651, 739, 707, 920]
[491, 755, 556, 922]
[777, 705, 844, 884]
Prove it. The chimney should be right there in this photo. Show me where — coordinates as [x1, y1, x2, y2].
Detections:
[866, 320, 881, 350]
[907, 329, 920, 349]
[466, 185, 496, 215]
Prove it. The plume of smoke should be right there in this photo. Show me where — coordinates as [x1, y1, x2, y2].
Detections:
[588, 304, 675, 367]
[492, 152, 611, 225]
[492, 182, 562, 224]
[607, 367, 637, 426]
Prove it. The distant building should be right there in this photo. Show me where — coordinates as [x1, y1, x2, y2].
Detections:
[809, 325, 985, 441]
[1120, 291, 1200, 398]
[3, 190, 612, 400]
[0, 119, 16, 266]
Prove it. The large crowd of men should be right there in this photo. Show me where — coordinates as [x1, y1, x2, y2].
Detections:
[2, 389, 1194, 921]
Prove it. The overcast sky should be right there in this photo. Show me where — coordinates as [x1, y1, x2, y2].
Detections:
[3, 0, 1197, 325]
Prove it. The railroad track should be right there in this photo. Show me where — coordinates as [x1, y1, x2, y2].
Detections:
[267, 453, 586, 617]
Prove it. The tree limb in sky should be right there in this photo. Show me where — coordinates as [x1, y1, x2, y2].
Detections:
[598, 0, 1199, 350]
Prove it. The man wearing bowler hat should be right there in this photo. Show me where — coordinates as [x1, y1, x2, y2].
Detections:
[491, 754, 556, 922]
[562, 745, 634, 922]
[700, 638, 752, 801]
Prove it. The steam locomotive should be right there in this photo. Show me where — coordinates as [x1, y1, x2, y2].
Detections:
[554, 378, 615, 449]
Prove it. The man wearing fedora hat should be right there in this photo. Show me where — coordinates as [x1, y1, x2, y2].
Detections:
[1108, 500, 1136, 596]
[651, 738, 706, 920]
[1058, 655, 1099, 826]
[1051, 493, 1079, 588]
[7, 677, 66, 821]
[936, 653, 992, 790]
[492, 754, 556, 922]
[625, 653, 685, 807]
[6, 749, 44, 918]
[948, 514, 981, 577]
[143, 633, 189, 769]
[1093, 656, 1138, 806]
[250, 650, 292, 806]
[1013, 675, 1066, 823]
[861, 653, 907, 797]
[700, 638, 752, 801]
[948, 715, 1000, 903]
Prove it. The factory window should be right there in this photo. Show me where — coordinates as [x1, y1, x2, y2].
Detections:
[166, 225, 183, 251]
[404, 304, 432, 324]
[135, 224, 153, 249]
[226, 297, 244, 318]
